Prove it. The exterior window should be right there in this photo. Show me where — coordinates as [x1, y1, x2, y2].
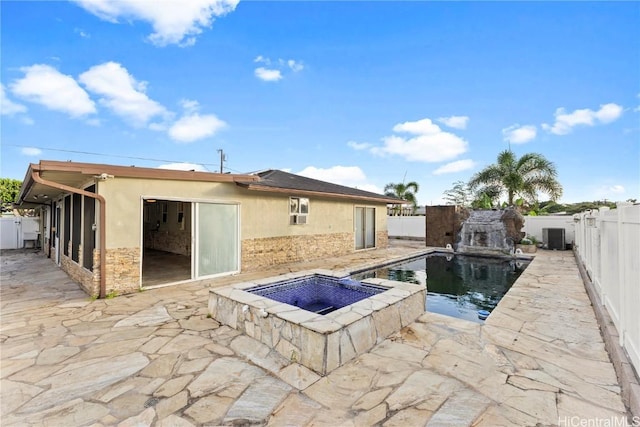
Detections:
[290, 197, 309, 225]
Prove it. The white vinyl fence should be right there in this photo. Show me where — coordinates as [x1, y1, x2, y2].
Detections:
[522, 215, 575, 247]
[0, 216, 40, 250]
[574, 203, 640, 375]
[387, 216, 425, 239]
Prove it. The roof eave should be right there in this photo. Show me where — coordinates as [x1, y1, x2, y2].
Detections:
[16, 163, 39, 206]
[237, 183, 404, 204]
[34, 160, 260, 183]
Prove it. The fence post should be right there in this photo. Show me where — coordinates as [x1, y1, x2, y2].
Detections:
[617, 203, 629, 347]
[596, 208, 608, 304]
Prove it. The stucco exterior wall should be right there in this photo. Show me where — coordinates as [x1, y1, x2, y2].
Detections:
[70, 177, 391, 294]
[98, 178, 239, 249]
[98, 178, 389, 249]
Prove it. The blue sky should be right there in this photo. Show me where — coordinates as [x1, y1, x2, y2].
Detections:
[1, 1, 639, 205]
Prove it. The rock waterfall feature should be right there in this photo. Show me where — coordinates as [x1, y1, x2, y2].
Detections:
[456, 208, 524, 256]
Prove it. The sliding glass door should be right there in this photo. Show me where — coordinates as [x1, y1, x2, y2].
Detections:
[355, 207, 376, 250]
[195, 203, 239, 278]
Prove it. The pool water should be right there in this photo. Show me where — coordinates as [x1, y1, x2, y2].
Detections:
[351, 254, 530, 323]
[247, 275, 387, 315]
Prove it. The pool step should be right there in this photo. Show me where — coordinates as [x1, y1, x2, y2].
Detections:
[314, 306, 335, 315]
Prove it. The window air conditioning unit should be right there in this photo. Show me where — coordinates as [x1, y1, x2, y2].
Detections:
[291, 215, 307, 225]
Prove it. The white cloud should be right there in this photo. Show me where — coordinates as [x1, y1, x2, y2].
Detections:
[392, 118, 441, 135]
[372, 118, 468, 162]
[72, 0, 238, 47]
[168, 113, 226, 142]
[180, 99, 200, 113]
[595, 103, 624, 123]
[254, 67, 282, 82]
[74, 27, 90, 38]
[79, 61, 168, 127]
[11, 64, 96, 118]
[21, 147, 42, 156]
[253, 56, 303, 81]
[582, 183, 629, 202]
[297, 165, 382, 194]
[502, 124, 537, 144]
[437, 115, 469, 130]
[157, 162, 207, 171]
[542, 103, 623, 135]
[432, 159, 476, 175]
[287, 59, 304, 72]
[609, 185, 625, 193]
[347, 140, 371, 150]
[1, 83, 28, 115]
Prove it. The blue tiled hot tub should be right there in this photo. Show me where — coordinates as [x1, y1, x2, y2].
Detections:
[208, 270, 426, 375]
[247, 275, 387, 315]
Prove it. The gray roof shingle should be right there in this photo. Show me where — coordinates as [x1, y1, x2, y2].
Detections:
[236, 169, 403, 204]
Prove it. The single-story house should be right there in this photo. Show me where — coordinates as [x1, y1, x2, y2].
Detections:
[16, 160, 403, 298]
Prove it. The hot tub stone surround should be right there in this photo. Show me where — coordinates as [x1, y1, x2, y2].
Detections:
[208, 269, 426, 376]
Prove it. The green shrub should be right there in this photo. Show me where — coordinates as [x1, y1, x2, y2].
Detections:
[520, 235, 537, 245]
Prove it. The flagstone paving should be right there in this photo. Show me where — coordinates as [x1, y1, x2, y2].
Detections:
[0, 244, 631, 426]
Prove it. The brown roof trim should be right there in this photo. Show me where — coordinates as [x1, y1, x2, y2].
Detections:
[237, 183, 404, 204]
[33, 160, 259, 183]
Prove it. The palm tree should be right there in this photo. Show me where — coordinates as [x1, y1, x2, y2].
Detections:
[384, 181, 419, 215]
[468, 150, 562, 206]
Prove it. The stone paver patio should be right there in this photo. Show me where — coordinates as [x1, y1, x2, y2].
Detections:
[0, 242, 630, 426]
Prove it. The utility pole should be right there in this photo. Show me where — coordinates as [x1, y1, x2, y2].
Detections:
[217, 149, 226, 173]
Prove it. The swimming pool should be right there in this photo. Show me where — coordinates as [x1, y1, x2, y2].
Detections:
[351, 253, 530, 323]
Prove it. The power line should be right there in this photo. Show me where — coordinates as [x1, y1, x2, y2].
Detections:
[5, 144, 219, 170]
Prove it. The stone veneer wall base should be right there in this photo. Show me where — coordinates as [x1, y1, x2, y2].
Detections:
[242, 230, 390, 271]
[60, 254, 98, 296]
[59, 247, 140, 297]
[243, 232, 365, 271]
[104, 247, 141, 296]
